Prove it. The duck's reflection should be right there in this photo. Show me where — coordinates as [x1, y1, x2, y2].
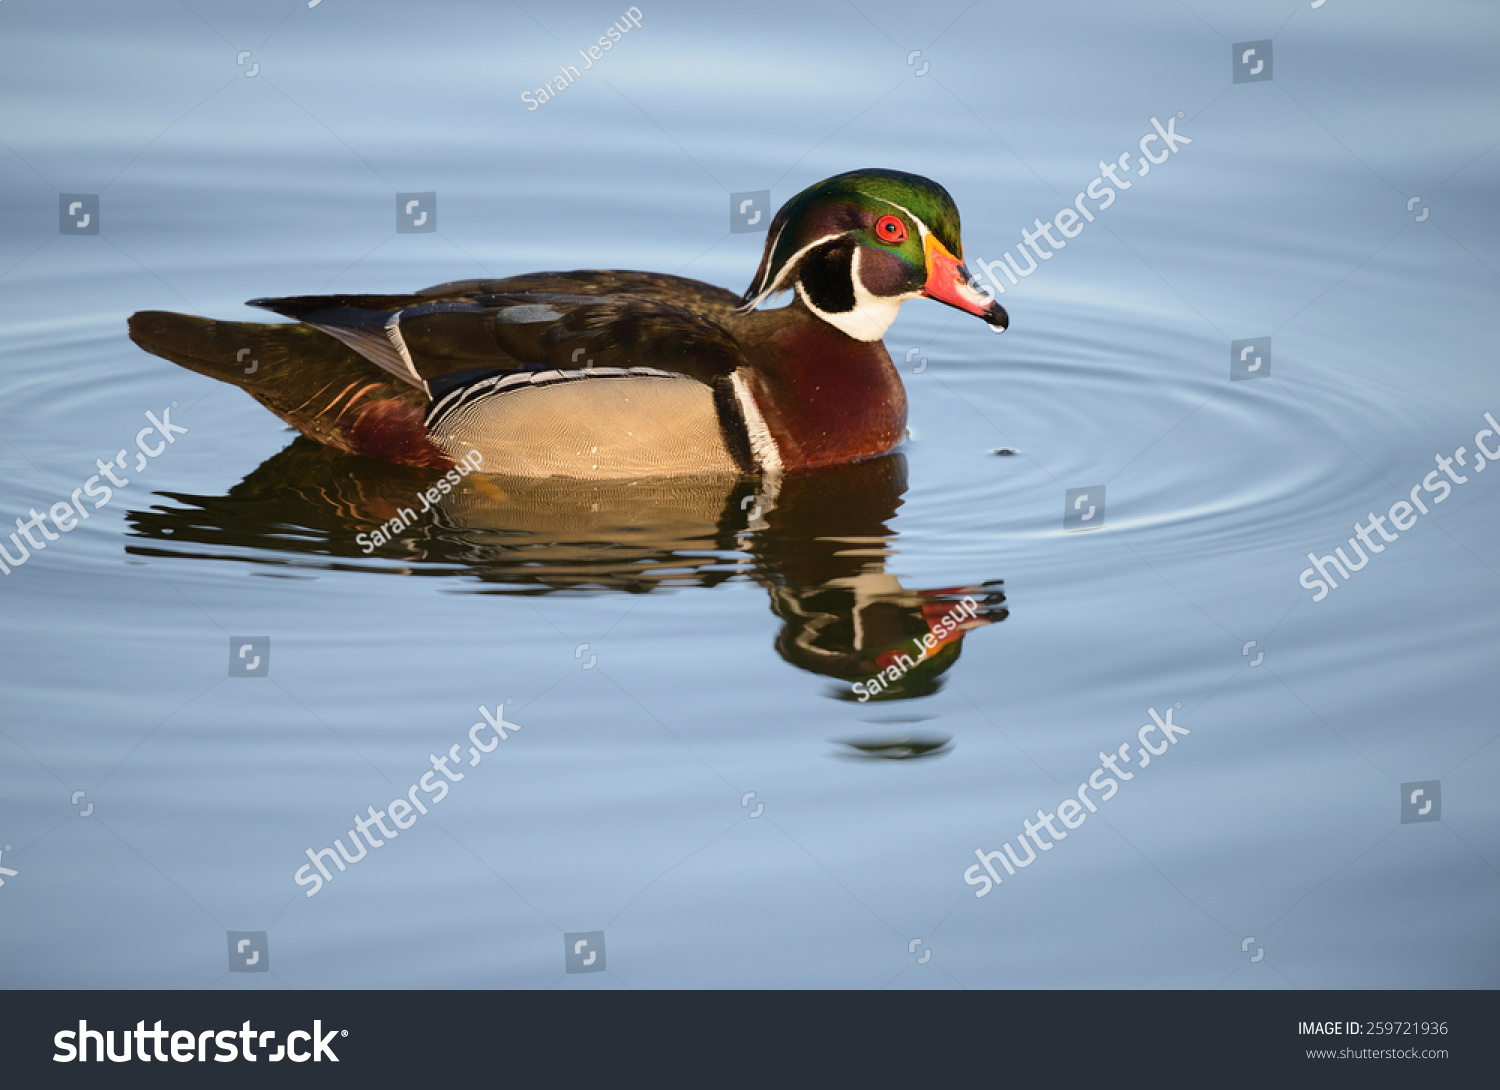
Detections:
[125, 440, 1006, 703]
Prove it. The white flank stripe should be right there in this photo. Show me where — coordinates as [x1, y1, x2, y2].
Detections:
[384, 311, 426, 389]
[730, 370, 782, 473]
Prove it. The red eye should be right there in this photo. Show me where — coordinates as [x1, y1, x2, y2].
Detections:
[874, 215, 908, 243]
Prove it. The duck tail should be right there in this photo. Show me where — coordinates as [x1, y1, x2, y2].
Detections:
[127, 310, 449, 468]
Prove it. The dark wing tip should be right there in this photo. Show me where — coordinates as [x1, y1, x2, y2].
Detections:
[247, 296, 323, 317]
[246, 296, 299, 317]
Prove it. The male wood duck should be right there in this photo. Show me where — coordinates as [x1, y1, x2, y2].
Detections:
[129, 168, 1007, 477]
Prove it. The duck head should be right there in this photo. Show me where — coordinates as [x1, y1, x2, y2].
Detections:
[739, 168, 1008, 342]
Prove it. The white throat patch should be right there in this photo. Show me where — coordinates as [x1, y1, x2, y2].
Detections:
[795, 246, 918, 342]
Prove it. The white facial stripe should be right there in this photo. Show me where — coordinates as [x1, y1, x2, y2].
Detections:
[743, 191, 944, 337]
[856, 192, 935, 243]
[740, 230, 847, 312]
[861, 192, 993, 316]
[753, 219, 789, 294]
[744, 191, 943, 313]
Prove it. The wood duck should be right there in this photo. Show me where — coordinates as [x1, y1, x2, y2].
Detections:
[129, 168, 1007, 477]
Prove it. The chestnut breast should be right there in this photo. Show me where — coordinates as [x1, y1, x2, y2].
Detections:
[742, 314, 908, 470]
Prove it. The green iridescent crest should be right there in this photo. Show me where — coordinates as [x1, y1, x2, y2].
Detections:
[741, 169, 964, 307]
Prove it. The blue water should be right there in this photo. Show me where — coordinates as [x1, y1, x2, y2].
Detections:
[2, 0, 1497, 989]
